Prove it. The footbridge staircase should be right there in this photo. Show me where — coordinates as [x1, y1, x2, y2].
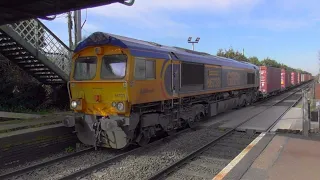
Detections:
[0, 19, 71, 84]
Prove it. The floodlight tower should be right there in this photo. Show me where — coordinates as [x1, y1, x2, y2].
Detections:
[187, 37, 200, 51]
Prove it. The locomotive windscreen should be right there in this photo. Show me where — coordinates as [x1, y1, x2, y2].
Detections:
[181, 62, 204, 86]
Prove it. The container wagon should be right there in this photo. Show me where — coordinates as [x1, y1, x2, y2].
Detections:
[297, 72, 301, 85]
[291, 72, 297, 86]
[259, 66, 281, 96]
[281, 69, 291, 90]
[301, 73, 306, 83]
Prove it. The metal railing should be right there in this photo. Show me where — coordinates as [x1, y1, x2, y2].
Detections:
[302, 80, 320, 136]
[7, 19, 72, 76]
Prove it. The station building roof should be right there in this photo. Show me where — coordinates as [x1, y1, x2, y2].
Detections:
[0, 0, 132, 25]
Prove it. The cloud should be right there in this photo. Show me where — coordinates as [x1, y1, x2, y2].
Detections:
[246, 18, 311, 31]
[85, 0, 261, 38]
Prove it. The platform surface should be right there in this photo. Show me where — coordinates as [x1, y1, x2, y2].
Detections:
[271, 107, 320, 132]
[0, 111, 72, 135]
[0, 111, 43, 119]
[219, 105, 290, 132]
[240, 135, 320, 180]
[219, 106, 268, 129]
[237, 106, 288, 132]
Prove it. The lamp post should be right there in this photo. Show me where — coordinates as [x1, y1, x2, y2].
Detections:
[188, 37, 200, 51]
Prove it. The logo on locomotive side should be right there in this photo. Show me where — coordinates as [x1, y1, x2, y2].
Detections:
[227, 71, 241, 86]
[140, 88, 154, 94]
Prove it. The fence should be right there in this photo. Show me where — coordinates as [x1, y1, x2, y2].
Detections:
[302, 80, 320, 136]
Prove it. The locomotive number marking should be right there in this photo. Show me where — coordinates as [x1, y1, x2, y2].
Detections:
[114, 93, 126, 98]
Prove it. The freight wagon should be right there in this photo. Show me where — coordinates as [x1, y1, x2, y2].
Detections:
[291, 72, 298, 86]
[281, 69, 291, 90]
[301, 73, 311, 82]
[259, 66, 281, 96]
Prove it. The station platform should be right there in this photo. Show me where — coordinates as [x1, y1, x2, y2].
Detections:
[215, 105, 320, 180]
[240, 134, 320, 180]
[218, 133, 320, 180]
[0, 111, 73, 138]
[219, 105, 289, 133]
[271, 107, 319, 133]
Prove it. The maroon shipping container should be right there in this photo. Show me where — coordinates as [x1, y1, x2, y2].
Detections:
[259, 66, 281, 95]
[281, 69, 291, 90]
[291, 72, 298, 85]
[301, 73, 306, 82]
[297, 72, 301, 84]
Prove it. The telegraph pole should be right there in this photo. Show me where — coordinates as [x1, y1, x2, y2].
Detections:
[74, 10, 82, 45]
[67, 12, 73, 49]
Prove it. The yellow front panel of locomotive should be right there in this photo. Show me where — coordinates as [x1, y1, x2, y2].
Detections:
[69, 45, 131, 116]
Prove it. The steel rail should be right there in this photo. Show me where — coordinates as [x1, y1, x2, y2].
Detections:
[146, 82, 311, 180]
[0, 147, 94, 179]
[266, 81, 313, 132]
[58, 128, 191, 180]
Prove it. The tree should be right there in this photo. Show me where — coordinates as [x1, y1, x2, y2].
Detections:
[248, 56, 260, 66]
[216, 47, 248, 62]
[216, 46, 309, 73]
[260, 57, 281, 68]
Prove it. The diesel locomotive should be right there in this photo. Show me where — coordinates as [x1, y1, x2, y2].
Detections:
[64, 32, 262, 149]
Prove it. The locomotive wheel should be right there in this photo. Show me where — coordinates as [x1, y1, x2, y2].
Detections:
[137, 130, 150, 147]
[188, 114, 200, 130]
[167, 129, 176, 136]
[242, 99, 247, 107]
[137, 135, 150, 146]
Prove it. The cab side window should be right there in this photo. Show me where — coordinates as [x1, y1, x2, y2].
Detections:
[134, 57, 155, 79]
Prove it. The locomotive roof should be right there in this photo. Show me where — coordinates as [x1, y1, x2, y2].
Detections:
[74, 32, 258, 70]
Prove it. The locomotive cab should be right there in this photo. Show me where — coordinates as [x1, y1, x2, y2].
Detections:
[66, 45, 133, 149]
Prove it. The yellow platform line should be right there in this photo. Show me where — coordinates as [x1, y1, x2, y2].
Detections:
[212, 132, 267, 180]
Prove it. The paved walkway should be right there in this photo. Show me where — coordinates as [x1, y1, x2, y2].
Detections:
[0, 111, 73, 132]
[271, 107, 319, 132]
[0, 111, 43, 119]
[241, 134, 320, 180]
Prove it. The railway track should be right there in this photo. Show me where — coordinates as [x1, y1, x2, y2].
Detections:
[146, 82, 311, 180]
[58, 128, 193, 180]
[58, 83, 310, 180]
[0, 126, 78, 169]
[0, 147, 93, 179]
[0, 82, 311, 180]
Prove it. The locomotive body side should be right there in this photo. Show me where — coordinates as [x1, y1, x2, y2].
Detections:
[65, 32, 260, 149]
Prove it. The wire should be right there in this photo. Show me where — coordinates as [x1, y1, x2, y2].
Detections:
[81, 9, 87, 29]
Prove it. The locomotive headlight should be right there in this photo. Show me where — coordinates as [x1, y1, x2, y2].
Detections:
[117, 102, 124, 111]
[71, 100, 78, 108]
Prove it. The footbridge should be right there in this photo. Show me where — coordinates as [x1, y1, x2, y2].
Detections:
[0, 0, 135, 84]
